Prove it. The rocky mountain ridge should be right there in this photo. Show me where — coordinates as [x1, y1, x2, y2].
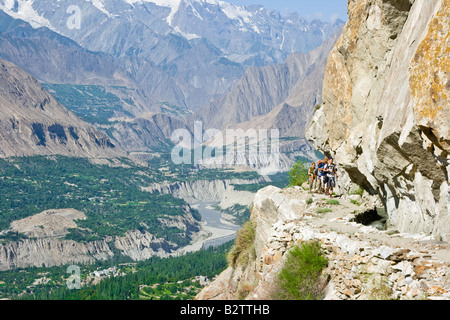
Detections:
[307, 0, 449, 241]
[0, 57, 123, 158]
[191, 29, 341, 173]
[0, 11, 137, 88]
[197, 28, 341, 130]
[0, 4, 343, 163]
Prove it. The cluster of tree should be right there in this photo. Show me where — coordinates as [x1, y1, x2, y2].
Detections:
[42, 84, 134, 125]
[140, 278, 203, 300]
[147, 152, 261, 182]
[13, 242, 232, 300]
[0, 156, 194, 245]
[288, 159, 310, 187]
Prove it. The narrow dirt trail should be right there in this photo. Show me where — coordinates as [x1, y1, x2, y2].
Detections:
[301, 192, 450, 264]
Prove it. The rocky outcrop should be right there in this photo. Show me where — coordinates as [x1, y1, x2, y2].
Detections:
[197, 187, 450, 300]
[307, 0, 449, 241]
[0, 238, 113, 271]
[8, 209, 86, 239]
[0, 57, 124, 158]
[0, 206, 200, 271]
[114, 230, 178, 261]
[143, 178, 264, 202]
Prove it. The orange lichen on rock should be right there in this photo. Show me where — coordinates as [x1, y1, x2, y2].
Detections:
[409, 0, 449, 125]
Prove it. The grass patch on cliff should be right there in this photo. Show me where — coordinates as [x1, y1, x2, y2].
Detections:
[316, 208, 332, 214]
[227, 221, 256, 269]
[271, 241, 328, 300]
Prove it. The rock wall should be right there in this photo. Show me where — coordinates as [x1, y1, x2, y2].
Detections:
[196, 187, 450, 300]
[143, 178, 264, 202]
[113, 230, 178, 261]
[306, 0, 449, 241]
[0, 229, 185, 271]
[0, 238, 113, 271]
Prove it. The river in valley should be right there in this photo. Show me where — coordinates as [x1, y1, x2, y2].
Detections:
[177, 201, 241, 254]
[195, 201, 241, 249]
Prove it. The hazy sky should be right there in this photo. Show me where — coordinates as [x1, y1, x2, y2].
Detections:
[226, 0, 348, 23]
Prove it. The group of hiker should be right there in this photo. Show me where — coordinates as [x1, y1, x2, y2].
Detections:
[308, 157, 337, 197]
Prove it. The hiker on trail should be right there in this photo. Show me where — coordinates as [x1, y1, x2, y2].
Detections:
[308, 162, 317, 192]
[317, 157, 328, 194]
[324, 158, 337, 197]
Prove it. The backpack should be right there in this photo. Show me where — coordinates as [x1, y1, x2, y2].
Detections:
[317, 161, 325, 176]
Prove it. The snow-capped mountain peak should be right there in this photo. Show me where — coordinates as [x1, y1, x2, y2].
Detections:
[125, 0, 182, 25]
[0, 0, 53, 30]
[89, 0, 117, 18]
[124, 0, 255, 27]
[217, 1, 253, 24]
[0, 0, 343, 67]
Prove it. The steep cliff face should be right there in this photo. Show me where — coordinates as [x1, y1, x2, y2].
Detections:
[197, 187, 450, 300]
[0, 237, 113, 271]
[0, 58, 124, 158]
[307, 0, 449, 241]
[143, 178, 264, 202]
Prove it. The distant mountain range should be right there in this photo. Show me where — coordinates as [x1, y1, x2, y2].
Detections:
[0, 0, 343, 110]
[196, 31, 339, 130]
[0, 0, 343, 167]
[0, 10, 137, 87]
